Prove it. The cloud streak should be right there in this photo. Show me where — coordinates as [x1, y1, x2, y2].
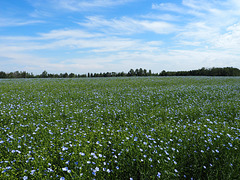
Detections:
[151, 0, 240, 55]
[57, 0, 134, 9]
[0, 18, 44, 27]
[28, 0, 135, 12]
[79, 16, 177, 35]
[152, 3, 186, 14]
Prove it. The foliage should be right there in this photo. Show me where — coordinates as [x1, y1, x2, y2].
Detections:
[160, 67, 240, 76]
[0, 77, 240, 179]
[1, 67, 240, 79]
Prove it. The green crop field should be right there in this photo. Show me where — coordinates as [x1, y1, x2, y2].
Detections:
[0, 77, 240, 179]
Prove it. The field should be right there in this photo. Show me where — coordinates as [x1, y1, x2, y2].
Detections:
[0, 77, 240, 179]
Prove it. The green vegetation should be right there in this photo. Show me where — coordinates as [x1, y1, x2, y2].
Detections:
[1, 67, 240, 78]
[0, 77, 240, 179]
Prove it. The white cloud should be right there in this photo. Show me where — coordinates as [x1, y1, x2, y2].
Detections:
[0, 49, 51, 73]
[177, 21, 219, 42]
[43, 36, 163, 53]
[141, 13, 180, 21]
[152, 3, 185, 13]
[0, 18, 44, 27]
[139, 20, 177, 34]
[231, 0, 240, 8]
[28, 0, 135, 12]
[79, 16, 177, 35]
[39, 29, 103, 39]
[0, 26, 165, 55]
[29, 9, 52, 18]
[214, 23, 240, 52]
[146, 41, 163, 46]
[151, 0, 239, 55]
[78, 16, 140, 34]
[1, 39, 240, 74]
[182, 0, 212, 11]
[58, 0, 133, 9]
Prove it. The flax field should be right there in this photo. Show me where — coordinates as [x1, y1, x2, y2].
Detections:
[0, 77, 240, 179]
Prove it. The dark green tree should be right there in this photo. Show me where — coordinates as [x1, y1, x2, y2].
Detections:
[69, 73, 75, 78]
[40, 70, 48, 78]
[63, 72, 68, 78]
[128, 69, 135, 76]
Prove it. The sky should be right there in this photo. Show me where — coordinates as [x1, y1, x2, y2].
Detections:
[1, 0, 240, 74]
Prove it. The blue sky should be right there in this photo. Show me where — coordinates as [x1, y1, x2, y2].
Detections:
[1, 0, 240, 74]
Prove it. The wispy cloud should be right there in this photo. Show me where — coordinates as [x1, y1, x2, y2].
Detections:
[0, 23, 166, 56]
[213, 23, 240, 52]
[39, 29, 103, 39]
[57, 0, 134, 10]
[28, 0, 135, 12]
[0, 18, 44, 27]
[1, 35, 240, 74]
[140, 13, 180, 22]
[78, 16, 177, 35]
[152, 3, 185, 14]
[182, 0, 213, 11]
[29, 9, 52, 18]
[151, 0, 240, 51]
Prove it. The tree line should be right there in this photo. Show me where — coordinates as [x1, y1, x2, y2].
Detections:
[159, 67, 240, 76]
[0, 67, 240, 79]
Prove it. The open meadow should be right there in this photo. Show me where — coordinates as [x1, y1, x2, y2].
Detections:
[0, 77, 240, 179]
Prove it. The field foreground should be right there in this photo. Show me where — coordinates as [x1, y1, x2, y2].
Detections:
[0, 77, 240, 179]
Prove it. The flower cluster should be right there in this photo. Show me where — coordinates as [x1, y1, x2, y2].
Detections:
[0, 77, 239, 179]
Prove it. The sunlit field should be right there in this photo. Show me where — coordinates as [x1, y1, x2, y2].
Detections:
[0, 77, 240, 179]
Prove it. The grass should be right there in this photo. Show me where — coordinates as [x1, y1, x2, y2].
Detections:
[0, 77, 240, 179]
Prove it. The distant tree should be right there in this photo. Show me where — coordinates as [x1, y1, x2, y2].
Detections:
[40, 70, 48, 78]
[1, 67, 240, 79]
[128, 69, 135, 76]
[30, 73, 35, 78]
[135, 69, 139, 76]
[63, 72, 68, 78]
[120, 71, 125, 76]
[112, 72, 117, 77]
[139, 68, 143, 76]
[69, 73, 75, 78]
[160, 70, 167, 76]
[106, 72, 111, 77]
[0, 71, 7, 78]
[143, 69, 147, 76]
[148, 70, 152, 76]
[13, 71, 20, 78]
[48, 73, 54, 78]
[21, 71, 27, 78]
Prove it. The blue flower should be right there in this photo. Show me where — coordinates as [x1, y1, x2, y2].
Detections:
[62, 167, 68, 171]
[62, 146, 68, 151]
